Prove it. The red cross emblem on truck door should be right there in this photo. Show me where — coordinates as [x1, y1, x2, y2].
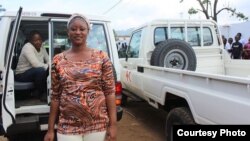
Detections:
[125, 71, 131, 82]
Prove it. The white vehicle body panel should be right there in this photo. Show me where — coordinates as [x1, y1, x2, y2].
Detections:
[120, 19, 250, 125]
[138, 65, 250, 124]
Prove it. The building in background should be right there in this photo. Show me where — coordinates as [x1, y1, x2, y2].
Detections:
[220, 21, 250, 40]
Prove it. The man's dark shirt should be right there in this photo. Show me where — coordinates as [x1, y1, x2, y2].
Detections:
[231, 42, 243, 59]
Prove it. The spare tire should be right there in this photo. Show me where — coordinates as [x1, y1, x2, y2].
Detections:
[150, 39, 197, 71]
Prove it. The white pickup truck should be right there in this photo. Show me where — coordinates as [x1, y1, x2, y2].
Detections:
[120, 19, 250, 140]
[0, 8, 123, 138]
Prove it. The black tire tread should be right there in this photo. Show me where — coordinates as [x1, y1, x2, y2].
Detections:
[166, 107, 195, 141]
[167, 107, 195, 125]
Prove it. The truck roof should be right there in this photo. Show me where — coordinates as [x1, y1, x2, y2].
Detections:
[0, 11, 111, 22]
[134, 19, 217, 30]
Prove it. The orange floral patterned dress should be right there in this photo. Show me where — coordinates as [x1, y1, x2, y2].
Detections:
[51, 49, 115, 135]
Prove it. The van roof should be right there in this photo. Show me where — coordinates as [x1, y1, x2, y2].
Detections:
[1, 11, 110, 22]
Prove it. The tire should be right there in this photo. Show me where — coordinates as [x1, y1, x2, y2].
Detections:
[121, 94, 128, 106]
[166, 107, 195, 141]
[150, 39, 197, 71]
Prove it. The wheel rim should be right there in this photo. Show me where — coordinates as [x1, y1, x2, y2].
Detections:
[164, 49, 188, 69]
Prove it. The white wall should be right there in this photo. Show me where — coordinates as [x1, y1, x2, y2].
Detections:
[220, 21, 250, 41]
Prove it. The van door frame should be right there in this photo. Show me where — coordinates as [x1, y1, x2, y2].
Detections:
[47, 19, 68, 103]
[1, 7, 23, 131]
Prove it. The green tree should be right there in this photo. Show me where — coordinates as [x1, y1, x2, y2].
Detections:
[0, 5, 6, 12]
[180, 0, 248, 21]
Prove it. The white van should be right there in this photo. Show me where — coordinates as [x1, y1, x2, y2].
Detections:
[0, 8, 123, 136]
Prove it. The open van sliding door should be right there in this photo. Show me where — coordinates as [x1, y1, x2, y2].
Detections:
[47, 19, 68, 102]
[1, 7, 22, 132]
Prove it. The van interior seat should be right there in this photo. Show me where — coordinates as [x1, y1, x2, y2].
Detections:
[14, 81, 35, 90]
[13, 34, 35, 91]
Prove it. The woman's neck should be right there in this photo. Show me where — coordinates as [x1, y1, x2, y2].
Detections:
[70, 44, 89, 53]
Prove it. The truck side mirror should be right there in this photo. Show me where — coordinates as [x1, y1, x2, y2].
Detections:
[125, 47, 131, 61]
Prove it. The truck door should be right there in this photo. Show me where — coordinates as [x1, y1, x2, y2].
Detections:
[1, 7, 22, 131]
[121, 29, 145, 99]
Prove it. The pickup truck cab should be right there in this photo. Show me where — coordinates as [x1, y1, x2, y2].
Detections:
[120, 19, 250, 141]
[0, 8, 123, 136]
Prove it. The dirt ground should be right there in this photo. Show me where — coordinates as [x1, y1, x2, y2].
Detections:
[0, 100, 167, 141]
[117, 100, 167, 141]
[0, 137, 7, 141]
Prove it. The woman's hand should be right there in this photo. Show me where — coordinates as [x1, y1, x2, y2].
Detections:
[105, 124, 117, 141]
[44, 130, 55, 141]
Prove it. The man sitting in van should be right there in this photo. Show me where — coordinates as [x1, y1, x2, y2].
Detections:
[15, 30, 49, 101]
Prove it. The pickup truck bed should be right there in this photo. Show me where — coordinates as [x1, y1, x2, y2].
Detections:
[133, 64, 250, 124]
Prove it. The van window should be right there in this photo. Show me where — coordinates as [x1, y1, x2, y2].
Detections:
[154, 27, 213, 47]
[88, 24, 108, 52]
[50, 22, 109, 56]
[12, 20, 110, 66]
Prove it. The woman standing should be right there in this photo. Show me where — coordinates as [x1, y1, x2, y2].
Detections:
[44, 13, 117, 141]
